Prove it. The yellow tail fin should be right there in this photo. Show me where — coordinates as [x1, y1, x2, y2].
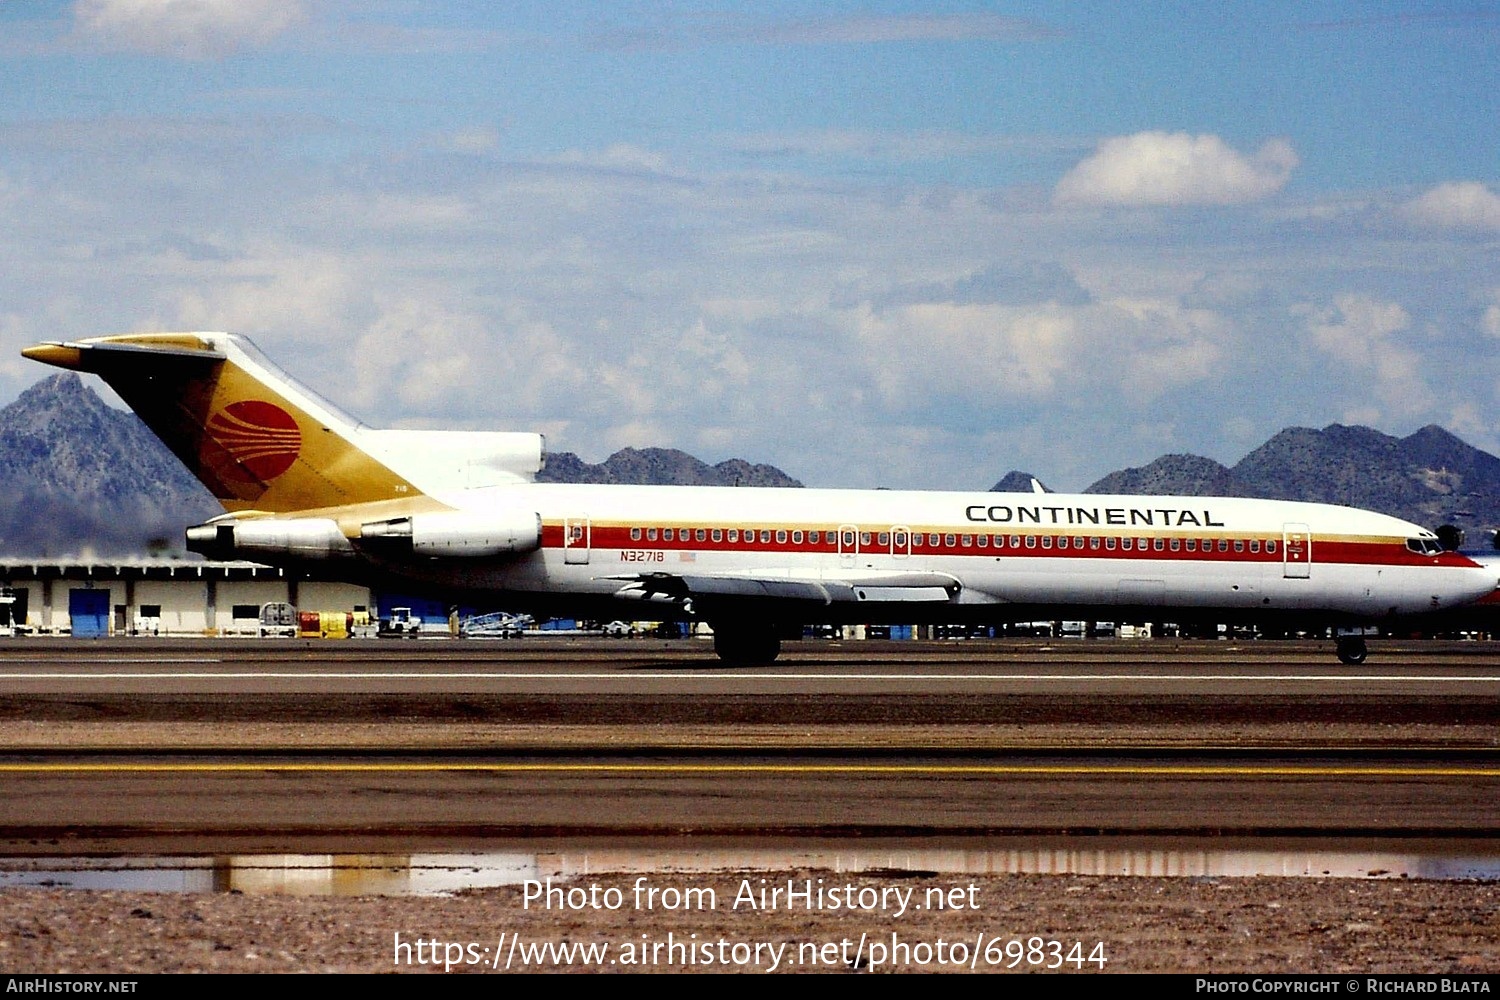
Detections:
[22, 333, 417, 513]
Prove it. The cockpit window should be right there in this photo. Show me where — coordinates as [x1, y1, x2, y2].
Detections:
[1406, 538, 1443, 555]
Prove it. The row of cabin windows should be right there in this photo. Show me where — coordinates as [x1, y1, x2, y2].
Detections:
[625, 526, 1278, 555]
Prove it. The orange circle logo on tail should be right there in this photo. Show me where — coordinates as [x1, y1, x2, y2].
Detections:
[206, 400, 301, 481]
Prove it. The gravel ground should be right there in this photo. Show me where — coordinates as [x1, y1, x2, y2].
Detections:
[2, 872, 1497, 974]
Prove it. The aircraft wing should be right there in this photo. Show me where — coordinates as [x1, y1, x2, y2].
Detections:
[605, 570, 962, 608]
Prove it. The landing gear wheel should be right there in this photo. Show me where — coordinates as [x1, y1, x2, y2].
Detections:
[1336, 636, 1368, 665]
[711, 622, 782, 666]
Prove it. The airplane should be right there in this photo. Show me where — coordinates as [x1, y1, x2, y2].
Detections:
[22, 331, 1500, 666]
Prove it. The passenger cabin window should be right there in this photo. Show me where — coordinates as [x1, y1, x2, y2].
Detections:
[1169, 538, 1180, 551]
[1121, 538, 1133, 551]
[776, 530, 787, 544]
[1009, 535, 1021, 548]
[1041, 536, 1053, 549]
[727, 529, 738, 542]
[663, 528, 675, 541]
[647, 528, 658, 541]
[760, 530, 772, 544]
[631, 528, 642, 541]
[977, 534, 988, 548]
[1153, 538, 1164, 551]
[1185, 539, 1197, 552]
[1217, 539, 1229, 552]
[1266, 540, 1276, 554]
[712, 529, 723, 542]
[792, 530, 803, 544]
[1105, 537, 1116, 550]
[1090, 537, 1101, 550]
[1234, 540, 1245, 552]
[1250, 539, 1260, 553]
[1025, 536, 1037, 549]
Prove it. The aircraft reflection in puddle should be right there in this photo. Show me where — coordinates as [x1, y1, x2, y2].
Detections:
[0, 846, 1497, 896]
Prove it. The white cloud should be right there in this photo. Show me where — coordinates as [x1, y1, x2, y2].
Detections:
[849, 297, 1226, 409]
[434, 128, 502, 156]
[4, 105, 1497, 492]
[550, 144, 671, 174]
[1480, 288, 1500, 339]
[73, 0, 306, 59]
[1054, 132, 1298, 207]
[1401, 181, 1500, 231]
[727, 129, 1086, 163]
[1304, 294, 1432, 418]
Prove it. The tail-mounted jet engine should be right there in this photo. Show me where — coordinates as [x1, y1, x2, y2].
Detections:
[186, 518, 353, 561]
[358, 510, 542, 557]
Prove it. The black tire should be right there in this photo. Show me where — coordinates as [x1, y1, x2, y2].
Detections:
[712, 622, 782, 666]
[1336, 636, 1368, 665]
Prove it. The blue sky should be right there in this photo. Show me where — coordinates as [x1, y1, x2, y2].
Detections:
[1, 1, 1496, 491]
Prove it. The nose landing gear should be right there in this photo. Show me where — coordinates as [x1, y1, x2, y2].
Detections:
[1336, 635, 1368, 665]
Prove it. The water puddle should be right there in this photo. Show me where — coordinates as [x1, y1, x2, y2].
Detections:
[0, 846, 1496, 895]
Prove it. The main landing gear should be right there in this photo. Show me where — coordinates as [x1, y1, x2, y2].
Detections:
[711, 620, 782, 666]
[1335, 635, 1368, 665]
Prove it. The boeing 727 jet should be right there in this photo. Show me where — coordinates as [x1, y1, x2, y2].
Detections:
[22, 332, 1499, 664]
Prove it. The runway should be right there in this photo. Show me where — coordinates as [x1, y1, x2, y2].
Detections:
[0, 637, 1497, 853]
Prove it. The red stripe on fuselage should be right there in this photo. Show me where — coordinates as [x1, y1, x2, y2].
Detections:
[537, 523, 1471, 569]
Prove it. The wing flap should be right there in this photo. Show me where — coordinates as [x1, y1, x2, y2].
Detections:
[604, 570, 961, 607]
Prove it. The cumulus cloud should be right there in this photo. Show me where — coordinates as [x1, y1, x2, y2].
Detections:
[1482, 289, 1500, 339]
[1304, 294, 1432, 418]
[1054, 132, 1298, 207]
[73, 0, 306, 59]
[1401, 181, 1500, 231]
[850, 297, 1226, 409]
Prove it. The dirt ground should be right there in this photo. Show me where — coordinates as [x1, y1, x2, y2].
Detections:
[2, 871, 1497, 974]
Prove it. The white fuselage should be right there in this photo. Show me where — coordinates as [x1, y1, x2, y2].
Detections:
[367, 482, 1496, 625]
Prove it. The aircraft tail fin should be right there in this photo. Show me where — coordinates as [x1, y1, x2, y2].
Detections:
[21, 332, 420, 513]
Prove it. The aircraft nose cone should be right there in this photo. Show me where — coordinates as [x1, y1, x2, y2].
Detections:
[21, 343, 83, 369]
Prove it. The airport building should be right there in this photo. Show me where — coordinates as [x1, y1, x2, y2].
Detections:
[0, 560, 373, 637]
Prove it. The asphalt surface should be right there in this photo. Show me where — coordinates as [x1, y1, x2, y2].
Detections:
[0, 636, 1497, 854]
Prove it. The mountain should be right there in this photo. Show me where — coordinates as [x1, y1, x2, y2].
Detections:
[1084, 424, 1500, 536]
[990, 470, 1050, 492]
[0, 374, 222, 555]
[0, 377, 801, 555]
[4, 373, 1496, 555]
[538, 447, 802, 488]
[1087, 454, 1242, 498]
